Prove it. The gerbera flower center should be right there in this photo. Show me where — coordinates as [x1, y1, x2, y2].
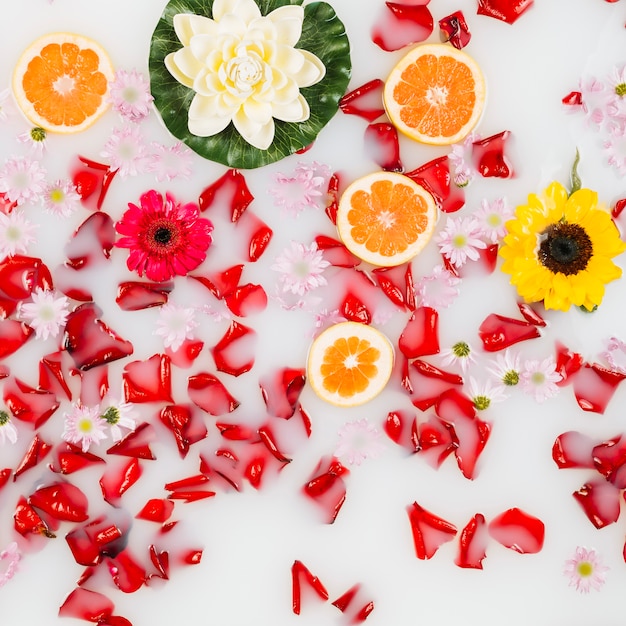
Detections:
[0, 410, 9, 426]
[452, 341, 471, 358]
[102, 406, 120, 425]
[538, 222, 592, 275]
[577, 561, 593, 577]
[154, 227, 172, 245]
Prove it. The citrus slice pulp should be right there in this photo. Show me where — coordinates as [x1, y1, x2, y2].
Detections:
[12, 32, 114, 134]
[336, 171, 438, 267]
[383, 42, 485, 145]
[307, 321, 394, 407]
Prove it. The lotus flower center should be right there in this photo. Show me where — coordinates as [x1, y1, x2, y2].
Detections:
[226, 53, 264, 96]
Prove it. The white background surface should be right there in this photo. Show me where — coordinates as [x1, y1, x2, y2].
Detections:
[1, 0, 626, 625]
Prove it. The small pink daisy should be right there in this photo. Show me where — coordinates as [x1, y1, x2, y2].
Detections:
[147, 141, 194, 182]
[440, 340, 477, 373]
[0, 410, 18, 445]
[17, 287, 70, 340]
[564, 546, 609, 593]
[115, 190, 213, 282]
[448, 132, 480, 187]
[605, 65, 626, 120]
[520, 356, 562, 402]
[100, 125, 149, 178]
[0, 542, 21, 588]
[486, 349, 522, 387]
[603, 121, 626, 174]
[108, 68, 154, 123]
[271, 241, 330, 295]
[17, 127, 47, 156]
[62, 403, 108, 453]
[99, 396, 138, 442]
[472, 197, 513, 243]
[0, 209, 37, 259]
[601, 336, 626, 374]
[414, 264, 461, 308]
[42, 179, 82, 218]
[335, 419, 385, 465]
[436, 216, 487, 268]
[154, 302, 199, 351]
[0, 155, 47, 206]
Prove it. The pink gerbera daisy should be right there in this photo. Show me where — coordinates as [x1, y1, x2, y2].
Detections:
[115, 189, 213, 282]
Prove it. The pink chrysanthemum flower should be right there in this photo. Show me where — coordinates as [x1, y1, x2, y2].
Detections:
[414, 264, 461, 308]
[520, 356, 562, 402]
[115, 189, 213, 282]
[601, 336, 626, 374]
[62, 403, 108, 453]
[108, 68, 154, 123]
[436, 216, 487, 268]
[147, 141, 194, 182]
[605, 65, 626, 120]
[0, 542, 21, 588]
[0, 410, 18, 445]
[0, 209, 37, 259]
[486, 349, 522, 387]
[42, 179, 82, 218]
[271, 241, 330, 295]
[564, 546, 609, 593]
[468, 377, 509, 410]
[311, 307, 343, 334]
[154, 302, 199, 351]
[17, 127, 47, 156]
[18, 287, 70, 340]
[472, 197, 513, 243]
[603, 121, 626, 174]
[335, 418, 385, 465]
[99, 397, 137, 442]
[441, 340, 477, 373]
[100, 125, 148, 178]
[268, 164, 329, 216]
[0, 155, 47, 206]
[448, 132, 480, 187]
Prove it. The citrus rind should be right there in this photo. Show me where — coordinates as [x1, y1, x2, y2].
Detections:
[307, 321, 395, 407]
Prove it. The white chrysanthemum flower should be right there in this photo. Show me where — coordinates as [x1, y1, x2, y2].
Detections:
[0, 209, 37, 259]
[18, 288, 70, 340]
[164, 0, 326, 149]
[100, 397, 138, 442]
[154, 303, 199, 351]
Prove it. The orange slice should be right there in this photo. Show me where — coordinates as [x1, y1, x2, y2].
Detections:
[307, 321, 394, 407]
[12, 32, 114, 134]
[336, 171, 437, 267]
[383, 43, 485, 145]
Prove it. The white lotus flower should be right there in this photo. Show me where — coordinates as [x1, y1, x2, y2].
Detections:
[164, 0, 326, 149]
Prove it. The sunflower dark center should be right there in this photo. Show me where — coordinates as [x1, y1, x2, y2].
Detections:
[154, 227, 172, 245]
[538, 222, 592, 275]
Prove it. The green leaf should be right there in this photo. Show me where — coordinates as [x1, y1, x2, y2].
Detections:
[148, 0, 351, 169]
[569, 148, 582, 195]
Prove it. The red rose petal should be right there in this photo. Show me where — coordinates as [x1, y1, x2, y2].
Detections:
[403, 358, 463, 411]
[107, 423, 156, 460]
[572, 363, 626, 413]
[246, 214, 273, 262]
[29, 481, 89, 522]
[472, 131, 514, 178]
[0, 319, 34, 358]
[65, 515, 129, 566]
[332, 584, 375, 622]
[39, 351, 73, 400]
[488, 508, 545, 553]
[398, 306, 440, 358]
[478, 312, 541, 351]
[406, 501, 457, 559]
[122, 354, 173, 403]
[3, 377, 59, 429]
[136, 499, 175, 523]
[64, 302, 134, 370]
[405, 155, 465, 214]
[562, 90, 583, 107]
[552, 431, 598, 470]
[339, 79, 386, 122]
[455, 513, 488, 569]
[199, 169, 254, 222]
[72, 155, 118, 210]
[49, 442, 105, 475]
[372, 1, 434, 51]
[325, 173, 341, 225]
[364, 122, 403, 172]
[116, 281, 173, 311]
[106, 549, 147, 593]
[572, 480, 621, 528]
[554, 341, 584, 385]
[259, 367, 306, 419]
[165, 338, 204, 369]
[291, 560, 329, 615]
[188, 372, 240, 415]
[592, 435, 626, 488]
[303, 456, 349, 523]
[14, 495, 54, 538]
[517, 302, 546, 327]
[13, 434, 52, 481]
[147, 544, 169, 580]
[191, 264, 243, 299]
[0, 254, 53, 301]
[100, 458, 143, 504]
[315, 234, 360, 268]
[384, 409, 419, 452]
[159, 403, 207, 458]
[211, 321, 256, 376]
[477, 0, 534, 24]
[372, 264, 415, 310]
[224, 282, 268, 317]
[439, 10, 471, 49]
[58, 588, 116, 623]
[417, 414, 456, 469]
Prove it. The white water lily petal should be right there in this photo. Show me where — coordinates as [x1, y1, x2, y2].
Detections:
[243, 99, 273, 124]
[189, 95, 232, 136]
[267, 5, 304, 46]
[217, 13, 249, 38]
[164, 51, 197, 88]
[272, 94, 309, 122]
[271, 45, 305, 77]
[294, 49, 326, 87]
[213, 0, 261, 23]
[233, 109, 274, 149]
[173, 14, 217, 46]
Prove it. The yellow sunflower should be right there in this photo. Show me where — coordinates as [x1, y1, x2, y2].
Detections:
[499, 181, 626, 311]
